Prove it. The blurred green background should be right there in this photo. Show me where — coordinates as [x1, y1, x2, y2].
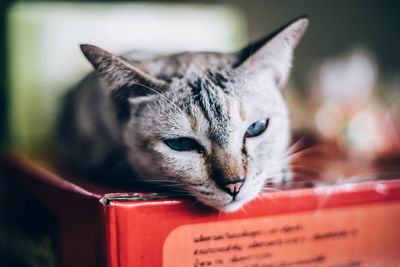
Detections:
[1, 0, 400, 159]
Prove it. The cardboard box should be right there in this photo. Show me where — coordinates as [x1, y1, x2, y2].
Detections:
[1, 154, 400, 267]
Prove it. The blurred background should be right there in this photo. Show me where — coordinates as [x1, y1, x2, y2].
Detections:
[0, 1, 400, 266]
[0, 0, 400, 168]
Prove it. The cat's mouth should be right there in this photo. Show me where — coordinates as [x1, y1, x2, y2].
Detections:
[187, 178, 262, 212]
[216, 182, 264, 212]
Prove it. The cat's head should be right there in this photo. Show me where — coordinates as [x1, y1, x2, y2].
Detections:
[81, 16, 309, 212]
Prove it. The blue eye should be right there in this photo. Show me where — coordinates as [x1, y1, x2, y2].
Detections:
[245, 119, 269, 138]
[163, 137, 203, 152]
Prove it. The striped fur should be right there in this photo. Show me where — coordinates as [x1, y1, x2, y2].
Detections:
[57, 17, 309, 211]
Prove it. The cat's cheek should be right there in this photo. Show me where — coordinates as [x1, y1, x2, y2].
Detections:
[125, 148, 165, 180]
[152, 142, 207, 178]
[246, 122, 289, 180]
[241, 179, 264, 199]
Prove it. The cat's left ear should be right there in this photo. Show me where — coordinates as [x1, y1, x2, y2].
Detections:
[234, 16, 309, 88]
[80, 44, 168, 100]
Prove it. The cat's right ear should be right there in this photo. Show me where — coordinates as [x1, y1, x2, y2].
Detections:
[80, 44, 168, 101]
[234, 16, 309, 89]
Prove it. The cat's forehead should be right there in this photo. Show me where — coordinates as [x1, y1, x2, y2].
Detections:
[147, 68, 281, 145]
[185, 71, 233, 145]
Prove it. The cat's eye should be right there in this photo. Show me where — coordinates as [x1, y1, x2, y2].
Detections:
[163, 137, 203, 152]
[245, 119, 270, 138]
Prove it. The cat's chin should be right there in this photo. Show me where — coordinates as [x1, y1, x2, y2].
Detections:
[215, 197, 255, 213]
[219, 201, 246, 213]
[196, 197, 248, 213]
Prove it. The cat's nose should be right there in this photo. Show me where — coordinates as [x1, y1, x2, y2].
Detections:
[222, 178, 245, 198]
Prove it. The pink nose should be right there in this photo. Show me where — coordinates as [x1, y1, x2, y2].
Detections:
[223, 178, 245, 198]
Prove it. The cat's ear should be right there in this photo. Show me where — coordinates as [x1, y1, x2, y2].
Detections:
[234, 16, 309, 88]
[80, 44, 168, 101]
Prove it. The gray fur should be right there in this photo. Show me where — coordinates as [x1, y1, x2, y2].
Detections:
[57, 17, 309, 212]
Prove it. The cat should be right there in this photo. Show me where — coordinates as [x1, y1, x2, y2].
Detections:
[57, 16, 309, 212]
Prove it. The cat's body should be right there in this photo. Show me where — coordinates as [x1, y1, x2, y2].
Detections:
[57, 16, 309, 212]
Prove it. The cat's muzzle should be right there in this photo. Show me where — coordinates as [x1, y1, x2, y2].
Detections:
[218, 177, 246, 199]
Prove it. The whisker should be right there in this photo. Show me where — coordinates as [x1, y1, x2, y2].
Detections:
[287, 169, 319, 178]
[286, 138, 305, 155]
[261, 187, 281, 191]
[287, 145, 327, 161]
[289, 164, 320, 173]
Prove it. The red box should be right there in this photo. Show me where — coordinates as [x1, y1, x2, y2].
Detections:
[2, 154, 400, 266]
